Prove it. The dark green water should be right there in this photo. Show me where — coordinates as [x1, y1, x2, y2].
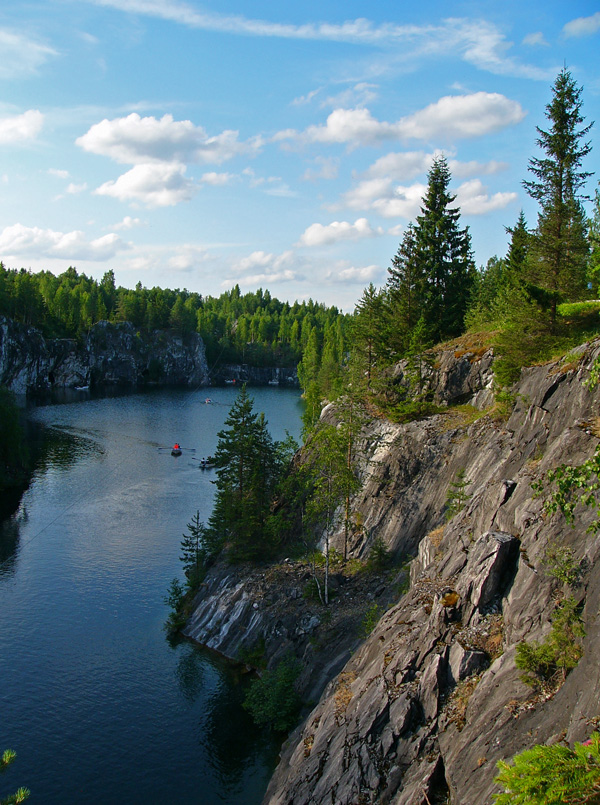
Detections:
[0, 386, 304, 804]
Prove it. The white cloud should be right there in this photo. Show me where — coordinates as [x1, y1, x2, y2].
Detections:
[113, 215, 143, 230]
[321, 83, 378, 109]
[0, 110, 44, 145]
[276, 93, 525, 148]
[341, 178, 427, 219]
[76, 112, 262, 165]
[232, 249, 295, 275]
[200, 171, 235, 186]
[364, 151, 433, 180]
[522, 32, 548, 47]
[448, 158, 508, 178]
[66, 182, 88, 194]
[94, 162, 196, 207]
[325, 262, 382, 283]
[0, 30, 57, 79]
[82, 5, 551, 79]
[0, 223, 129, 260]
[395, 92, 526, 141]
[563, 12, 600, 37]
[297, 217, 383, 247]
[48, 168, 70, 179]
[455, 179, 518, 214]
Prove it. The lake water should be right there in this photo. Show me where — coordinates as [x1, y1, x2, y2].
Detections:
[0, 386, 304, 804]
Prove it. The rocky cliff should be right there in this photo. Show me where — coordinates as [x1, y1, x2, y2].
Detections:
[186, 339, 600, 804]
[0, 316, 210, 394]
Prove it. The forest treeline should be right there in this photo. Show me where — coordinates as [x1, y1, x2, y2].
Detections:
[0, 264, 348, 370]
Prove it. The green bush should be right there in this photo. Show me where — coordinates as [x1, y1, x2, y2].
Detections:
[243, 655, 301, 732]
[359, 603, 381, 638]
[515, 596, 585, 688]
[494, 732, 600, 804]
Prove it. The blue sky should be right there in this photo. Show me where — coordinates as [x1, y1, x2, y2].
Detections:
[0, 0, 599, 311]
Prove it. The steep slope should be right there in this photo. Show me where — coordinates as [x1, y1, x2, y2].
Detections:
[263, 340, 600, 804]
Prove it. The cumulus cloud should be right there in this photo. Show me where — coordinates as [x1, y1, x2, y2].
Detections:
[341, 178, 427, 219]
[48, 168, 70, 179]
[76, 112, 262, 165]
[324, 262, 382, 284]
[200, 171, 235, 186]
[0, 30, 57, 79]
[113, 215, 143, 230]
[297, 217, 383, 247]
[455, 179, 517, 214]
[231, 249, 295, 275]
[276, 93, 526, 148]
[0, 110, 44, 145]
[94, 162, 196, 207]
[0, 223, 130, 260]
[563, 12, 600, 37]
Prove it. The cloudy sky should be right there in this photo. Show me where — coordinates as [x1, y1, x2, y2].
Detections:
[1, 0, 599, 311]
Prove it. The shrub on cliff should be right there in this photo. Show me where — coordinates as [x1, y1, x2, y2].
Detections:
[494, 732, 600, 804]
[243, 654, 301, 732]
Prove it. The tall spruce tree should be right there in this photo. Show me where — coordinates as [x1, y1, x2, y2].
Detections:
[386, 223, 424, 356]
[351, 283, 387, 388]
[208, 386, 280, 560]
[412, 156, 475, 344]
[523, 68, 593, 328]
[505, 210, 531, 287]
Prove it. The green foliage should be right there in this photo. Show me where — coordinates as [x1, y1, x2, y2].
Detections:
[543, 542, 581, 587]
[243, 655, 302, 732]
[359, 603, 381, 638]
[494, 732, 600, 804]
[180, 511, 207, 590]
[163, 577, 187, 633]
[1, 749, 30, 805]
[536, 445, 600, 534]
[238, 637, 267, 669]
[515, 596, 585, 688]
[208, 386, 291, 561]
[445, 469, 470, 521]
[523, 68, 592, 329]
[366, 536, 392, 571]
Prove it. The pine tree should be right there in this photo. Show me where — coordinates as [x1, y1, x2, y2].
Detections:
[413, 156, 475, 343]
[351, 283, 387, 389]
[523, 68, 593, 328]
[386, 223, 424, 356]
[208, 386, 280, 560]
[505, 210, 531, 287]
[589, 187, 600, 296]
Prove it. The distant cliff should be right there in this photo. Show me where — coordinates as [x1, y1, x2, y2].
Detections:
[185, 338, 600, 804]
[0, 316, 210, 394]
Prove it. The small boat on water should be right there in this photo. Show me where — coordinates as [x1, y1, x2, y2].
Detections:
[171, 443, 182, 456]
[198, 456, 215, 469]
[268, 379, 279, 386]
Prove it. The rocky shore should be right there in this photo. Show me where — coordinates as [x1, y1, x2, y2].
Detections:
[185, 338, 600, 804]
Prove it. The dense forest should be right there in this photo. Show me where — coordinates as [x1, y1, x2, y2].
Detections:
[0, 263, 347, 370]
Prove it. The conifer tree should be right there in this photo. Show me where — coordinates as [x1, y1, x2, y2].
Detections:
[505, 210, 531, 287]
[524, 68, 593, 328]
[351, 283, 387, 388]
[208, 386, 280, 560]
[412, 156, 475, 343]
[386, 223, 424, 356]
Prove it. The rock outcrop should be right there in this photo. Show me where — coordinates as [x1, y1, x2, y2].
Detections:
[185, 339, 600, 804]
[0, 316, 210, 394]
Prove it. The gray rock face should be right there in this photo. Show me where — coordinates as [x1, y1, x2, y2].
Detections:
[0, 316, 210, 393]
[260, 339, 600, 804]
